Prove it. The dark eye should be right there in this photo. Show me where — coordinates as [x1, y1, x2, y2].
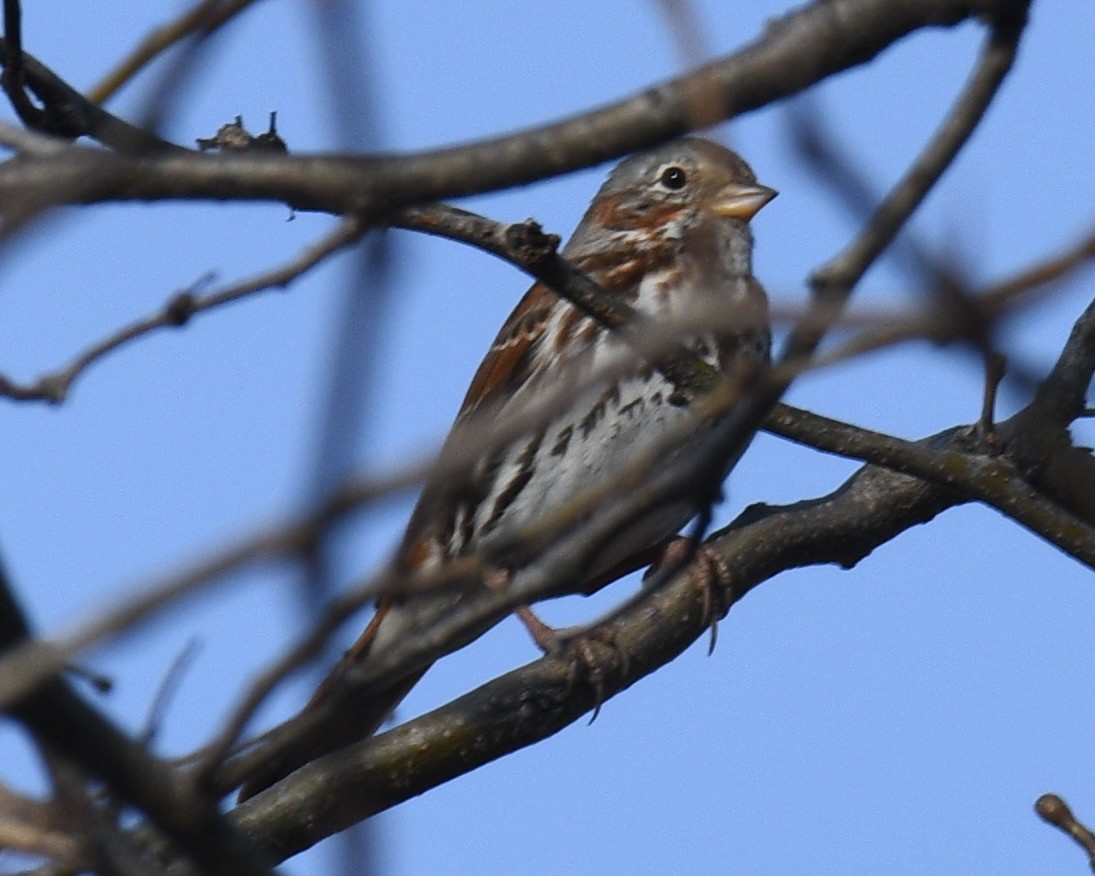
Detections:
[659, 166, 688, 190]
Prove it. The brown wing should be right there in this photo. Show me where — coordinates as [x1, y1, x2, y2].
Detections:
[454, 280, 559, 421]
[396, 280, 564, 565]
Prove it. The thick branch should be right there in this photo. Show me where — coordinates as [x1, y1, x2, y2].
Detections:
[0, 0, 1019, 220]
[230, 442, 959, 859]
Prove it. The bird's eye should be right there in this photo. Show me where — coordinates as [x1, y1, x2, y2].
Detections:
[659, 166, 688, 190]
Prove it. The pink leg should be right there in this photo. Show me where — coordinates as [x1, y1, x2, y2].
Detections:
[512, 604, 626, 723]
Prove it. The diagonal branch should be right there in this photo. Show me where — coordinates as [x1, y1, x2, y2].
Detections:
[0, 556, 276, 876]
[789, 3, 1027, 359]
[224, 275, 1091, 853]
[767, 403, 1095, 567]
[227, 431, 964, 858]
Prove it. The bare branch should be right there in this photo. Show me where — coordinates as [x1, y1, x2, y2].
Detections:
[1030, 295, 1095, 425]
[0, 39, 181, 153]
[980, 226, 1095, 311]
[0, 214, 367, 403]
[792, 6, 1025, 359]
[1035, 794, 1095, 872]
[228, 428, 967, 856]
[0, 557, 276, 876]
[767, 403, 1095, 567]
[0, 781, 81, 864]
[0, 0, 1022, 221]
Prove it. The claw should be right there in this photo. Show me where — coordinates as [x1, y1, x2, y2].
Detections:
[693, 545, 733, 654]
[651, 537, 734, 654]
[514, 606, 626, 722]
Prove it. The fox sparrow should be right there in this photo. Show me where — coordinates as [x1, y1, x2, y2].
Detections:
[239, 136, 775, 799]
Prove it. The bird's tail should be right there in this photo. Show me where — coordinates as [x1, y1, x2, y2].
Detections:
[237, 600, 425, 801]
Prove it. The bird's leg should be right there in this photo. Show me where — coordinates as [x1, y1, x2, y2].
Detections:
[494, 535, 734, 717]
[487, 571, 624, 720]
[516, 605, 625, 722]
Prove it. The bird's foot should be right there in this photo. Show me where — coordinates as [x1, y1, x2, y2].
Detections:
[515, 606, 627, 723]
[647, 536, 734, 655]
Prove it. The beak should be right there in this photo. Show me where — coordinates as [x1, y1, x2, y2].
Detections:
[711, 183, 778, 221]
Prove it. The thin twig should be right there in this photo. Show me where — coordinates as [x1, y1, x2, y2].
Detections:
[0, 215, 367, 402]
[979, 226, 1095, 310]
[792, 6, 1026, 359]
[140, 639, 202, 746]
[1035, 794, 1095, 872]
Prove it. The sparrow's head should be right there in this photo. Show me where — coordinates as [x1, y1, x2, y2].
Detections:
[580, 137, 777, 239]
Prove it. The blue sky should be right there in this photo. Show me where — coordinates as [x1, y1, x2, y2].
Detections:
[1, 2, 1093, 873]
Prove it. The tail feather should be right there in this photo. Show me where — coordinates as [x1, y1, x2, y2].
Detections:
[236, 671, 425, 801]
[237, 600, 426, 801]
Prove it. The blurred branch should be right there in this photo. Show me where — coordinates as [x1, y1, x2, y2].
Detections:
[89, 0, 265, 105]
[979, 226, 1095, 310]
[790, 5, 1025, 359]
[652, 0, 711, 72]
[0, 555, 275, 876]
[787, 235, 1093, 385]
[0, 0, 1027, 221]
[0, 781, 81, 864]
[0, 457, 420, 712]
[786, 94, 1087, 395]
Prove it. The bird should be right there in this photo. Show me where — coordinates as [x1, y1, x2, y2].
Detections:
[238, 136, 775, 799]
